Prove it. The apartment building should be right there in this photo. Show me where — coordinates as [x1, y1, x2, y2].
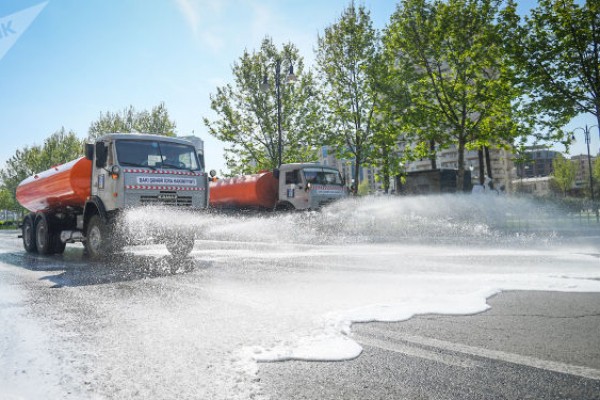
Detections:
[319, 146, 387, 193]
[406, 145, 515, 191]
[516, 146, 561, 179]
[570, 154, 597, 191]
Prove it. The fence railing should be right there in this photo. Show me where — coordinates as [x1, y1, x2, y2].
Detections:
[501, 196, 600, 235]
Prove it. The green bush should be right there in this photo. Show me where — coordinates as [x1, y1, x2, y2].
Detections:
[0, 220, 17, 230]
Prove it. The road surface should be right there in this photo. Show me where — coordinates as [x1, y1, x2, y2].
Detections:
[259, 291, 600, 400]
[1, 197, 599, 399]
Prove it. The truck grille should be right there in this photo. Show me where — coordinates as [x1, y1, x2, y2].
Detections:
[140, 193, 193, 207]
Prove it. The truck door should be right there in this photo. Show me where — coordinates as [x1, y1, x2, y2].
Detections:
[281, 169, 307, 209]
[91, 141, 120, 211]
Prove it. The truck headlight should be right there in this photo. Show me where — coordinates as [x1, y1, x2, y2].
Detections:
[110, 165, 121, 180]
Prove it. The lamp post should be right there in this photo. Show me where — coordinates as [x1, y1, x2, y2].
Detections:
[261, 58, 296, 167]
[573, 124, 599, 222]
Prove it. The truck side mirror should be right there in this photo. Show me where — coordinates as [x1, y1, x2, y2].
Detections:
[95, 142, 108, 169]
[85, 143, 94, 161]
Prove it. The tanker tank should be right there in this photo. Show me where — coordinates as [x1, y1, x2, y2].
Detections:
[16, 157, 92, 213]
[209, 171, 278, 210]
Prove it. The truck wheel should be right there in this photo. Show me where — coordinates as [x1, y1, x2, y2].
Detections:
[22, 214, 37, 253]
[35, 214, 54, 255]
[51, 233, 67, 254]
[85, 215, 109, 260]
[165, 234, 194, 259]
[275, 203, 293, 211]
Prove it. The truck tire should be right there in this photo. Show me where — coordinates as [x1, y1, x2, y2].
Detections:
[85, 215, 110, 260]
[22, 214, 37, 253]
[51, 233, 67, 254]
[165, 234, 195, 259]
[35, 213, 53, 255]
[275, 202, 293, 211]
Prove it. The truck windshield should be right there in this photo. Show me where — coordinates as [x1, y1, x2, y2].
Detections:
[115, 140, 201, 171]
[303, 167, 343, 185]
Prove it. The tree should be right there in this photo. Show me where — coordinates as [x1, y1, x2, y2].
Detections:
[0, 128, 83, 211]
[88, 102, 176, 139]
[315, 3, 380, 189]
[357, 179, 371, 196]
[551, 155, 576, 197]
[39, 127, 84, 169]
[503, 0, 600, 141]
[369, 49, 413, 194]
[0, 187, 18, 212]
[204, 37, 322, 174]
[384, 0, 520, 190]
[594, 157, 600, 198]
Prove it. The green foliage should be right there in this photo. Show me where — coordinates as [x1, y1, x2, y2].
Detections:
[0, 187, 17, 212]
[0, 128, 83, 211]
[384, 0, 521, 190]
[0, 220, 18, 230]
[551, 155, 576, 197]
[315, 3, 381, 187]
[502, 0, 600, 141]
[593, 157, 600, 198]
[369, 49, 411, 193]
[204, 37, 322, 174]
[594, 157, 600, 182]
[357, 179, 371, 196]
[88, 102, 176, 140]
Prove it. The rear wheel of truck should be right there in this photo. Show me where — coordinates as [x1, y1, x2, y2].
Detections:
[22, 214, 37, 253]
[35, 214, 53, 255]
[275, 203, 293, 211]
[85, 215, 110, 260]
[165, 234, 195, 259]
[51, 233, 66, 254]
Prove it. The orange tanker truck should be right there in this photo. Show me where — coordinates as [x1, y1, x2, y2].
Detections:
[16, 133, 210, 259]
[209, 163, 347, 211]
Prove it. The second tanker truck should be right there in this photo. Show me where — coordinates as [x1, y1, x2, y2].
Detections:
[16, 133, 210, 259]
[209, 163, 347, 211]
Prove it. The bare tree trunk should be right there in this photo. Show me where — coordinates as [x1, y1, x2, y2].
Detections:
[484, 146, 493, 179]
[457, 139, 466, 191]
[478, 149, 485, 185]
[353, 154, 360, 195]
[429, 139, 437, 170]
[382, 146, 390, 194]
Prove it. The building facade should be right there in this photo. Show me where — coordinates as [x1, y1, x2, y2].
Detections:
[516, 146, 561, 179]
[570, 154, 597, 193]
[405, 145, 515, 192]
[320, 144, 515, 194]
[319, 146, 387, 193]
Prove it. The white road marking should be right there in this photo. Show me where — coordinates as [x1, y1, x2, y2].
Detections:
[358, 326, 600, 381]
[355, 334, 480, 368]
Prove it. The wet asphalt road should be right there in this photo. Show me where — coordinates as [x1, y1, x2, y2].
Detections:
[259, 291, 600, 400]
[1, 226, 600, 399]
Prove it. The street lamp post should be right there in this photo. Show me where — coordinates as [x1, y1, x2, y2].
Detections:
[574, 124, 599, 222]
[261, 58, 296, 168]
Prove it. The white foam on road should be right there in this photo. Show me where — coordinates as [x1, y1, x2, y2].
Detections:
[239, 246, 600, 364]
[1, 195, 599, 399]
[0, 263, 80, 400]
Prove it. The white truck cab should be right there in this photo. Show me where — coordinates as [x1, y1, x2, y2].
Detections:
[276, 163, 347, 210]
